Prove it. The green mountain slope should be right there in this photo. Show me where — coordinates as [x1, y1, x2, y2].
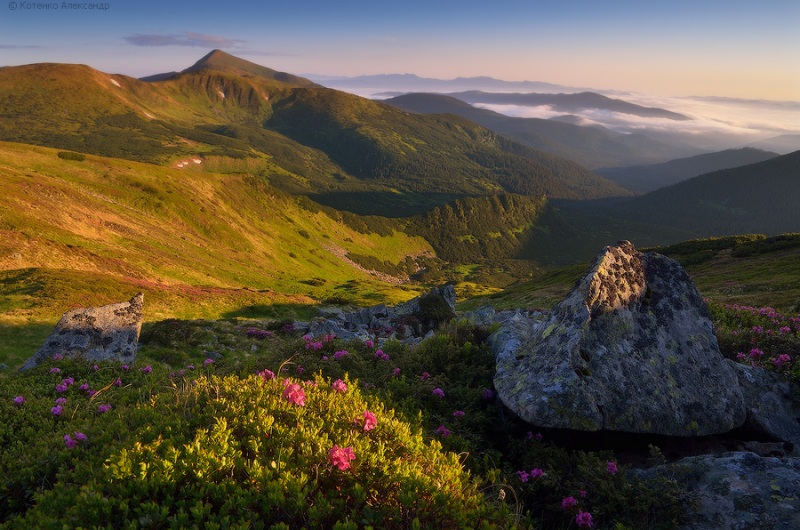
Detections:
[0, 53, 628, 217]
[0, 142, 432, 321]
[596, 148, 779, 193]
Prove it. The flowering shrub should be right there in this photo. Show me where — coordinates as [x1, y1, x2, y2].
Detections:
[0, 318, 687, 529]
[1, 370, 507, 529]
[710, 302, 800, 383]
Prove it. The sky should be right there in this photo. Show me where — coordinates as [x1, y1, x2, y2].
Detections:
[0, 0, 798, 101]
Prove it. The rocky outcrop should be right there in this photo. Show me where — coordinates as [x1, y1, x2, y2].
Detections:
[295, 285, 456, 344]
[21, 293, 144, 370]
[729, 360, 800, 446]
[634, 452, 800, 530]
[493, 241, 746, 436]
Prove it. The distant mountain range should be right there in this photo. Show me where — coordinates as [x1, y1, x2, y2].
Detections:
[384, 92, 700, 169]
[596, 148, 779, 193]
[441, 91, 690, 121]
[306, 73, 573, 95]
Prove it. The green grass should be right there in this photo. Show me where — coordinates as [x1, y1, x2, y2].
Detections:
[461, 238, 800, 314]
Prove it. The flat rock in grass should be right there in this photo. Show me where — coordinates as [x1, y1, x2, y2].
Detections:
[21, 293, 144, 370]
[634, 452, 800, 530]
[493, 241, 746, 436]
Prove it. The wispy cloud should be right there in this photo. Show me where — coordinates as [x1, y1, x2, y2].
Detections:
[124, 32, 245, 48]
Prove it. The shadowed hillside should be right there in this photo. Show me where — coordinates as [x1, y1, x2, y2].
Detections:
[602, 150, 800, 235]
[596, 148, 779, 193]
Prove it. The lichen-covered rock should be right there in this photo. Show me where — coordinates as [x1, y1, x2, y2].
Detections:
[728, 360, 800, 446]
[494, 241, 746, 435]
[296, 285, 456, 344]
[21, 293, 144, 370]
[634, 452, 800, 530]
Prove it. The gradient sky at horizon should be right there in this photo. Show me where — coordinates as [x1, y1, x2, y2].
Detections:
[0, 0, 798, 100]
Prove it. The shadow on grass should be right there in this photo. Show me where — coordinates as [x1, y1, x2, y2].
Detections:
[220, 303, 319, 321]
[0, 321, 53, 369]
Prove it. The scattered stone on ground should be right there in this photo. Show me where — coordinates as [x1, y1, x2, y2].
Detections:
[20, 293, 144, 370]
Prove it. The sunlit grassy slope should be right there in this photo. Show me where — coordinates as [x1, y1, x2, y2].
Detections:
[0, 141, 434, 363]
[461, 234, 800, 314]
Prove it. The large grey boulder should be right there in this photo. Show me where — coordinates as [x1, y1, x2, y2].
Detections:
[21, 293, 144, 370]
[494, 241, 746, 436]
[634, 452, 800, 530]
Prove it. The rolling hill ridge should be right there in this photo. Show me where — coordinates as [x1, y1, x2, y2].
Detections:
[0, 51, 628, 217]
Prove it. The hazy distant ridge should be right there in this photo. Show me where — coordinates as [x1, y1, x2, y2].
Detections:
[596, 148, 780, 193]
[385, 93, 697, 169]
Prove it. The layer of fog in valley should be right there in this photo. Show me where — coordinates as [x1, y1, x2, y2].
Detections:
[313, 75, 800, 157]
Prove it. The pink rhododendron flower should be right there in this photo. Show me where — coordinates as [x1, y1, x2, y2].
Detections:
[392, 367, 401, 377]
[113, 378, 122, 387]
[374, 349, 390, 361]
[452, 410, 465, 418]
[53, 354, 64, 361]
[333, 349, 349, 360]
[51, 405, 63, 416]
[364, 339, 374, 348]
[97, 403, 112, 413]
[529, 468, 544, 480]
[328, 445, 356, 471]
[121, 364, 130, 371]
[432, 387, 445, 398]
[435, 425, 451, 438]
[203, 358, 215, 366]
[258, 369, 275, 381]
[13, 395, 25, 406]
[772, 354, 792, 368]
[73, 431, 87, 442]
[516, 470, 530, 482]
[358, 410, 378, 431]
[579, 489, 587, 498]
[64, 434, 77, 449]
[607, 461, 618, 474]
[49, 367, 61, 374]
[282, 383, 306, 406]
[419, 372, 430, 381]
[92, 364, 99, 371]
[55, 397, 67, 405]
[140, 365, 153, 374]
[55, 383, 68, 393]
[561, 496, 578, 510]
[79, 383, 89, 391]
[62, 377, 74, 386]
[331, 379, 348, 393]
[576, 510, 594, 528]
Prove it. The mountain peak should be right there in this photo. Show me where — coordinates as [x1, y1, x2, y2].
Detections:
[182, 50, 317, 87]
